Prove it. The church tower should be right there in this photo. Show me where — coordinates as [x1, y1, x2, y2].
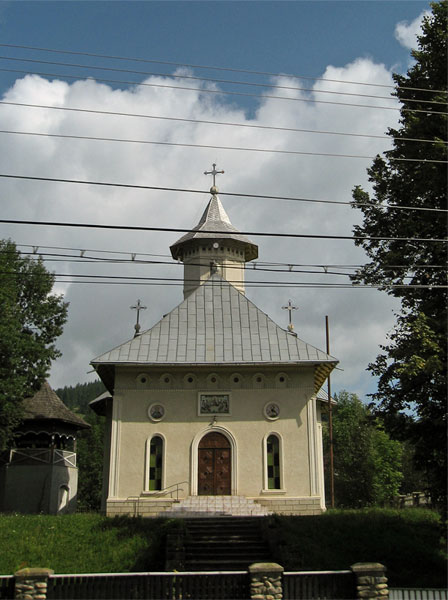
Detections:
[170, 165, 258, 298]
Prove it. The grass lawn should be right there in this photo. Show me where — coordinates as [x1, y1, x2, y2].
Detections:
[0, 508, 445, 588]
[266, 508, 447, 588]
[0, 513, 181, 575]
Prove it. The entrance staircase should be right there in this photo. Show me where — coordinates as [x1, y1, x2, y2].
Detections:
[182, 516, 272, 571]
[163, 495, 271, 518]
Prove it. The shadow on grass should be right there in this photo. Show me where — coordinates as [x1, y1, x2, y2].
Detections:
[266, 508, 447, 588]
[95, 516, 184, 572]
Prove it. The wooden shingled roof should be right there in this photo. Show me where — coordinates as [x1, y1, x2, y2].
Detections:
[21, 381, 90, 430]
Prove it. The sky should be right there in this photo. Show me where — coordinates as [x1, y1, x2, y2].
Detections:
[0, 0, 432, 399]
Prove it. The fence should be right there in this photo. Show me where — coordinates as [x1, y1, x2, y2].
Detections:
[10, 562, 429, 600]
[390, 590, 448, 600]
[46, 571, 248, 600]
[0, 576, 14, 600]
[283, 569, 355, 599]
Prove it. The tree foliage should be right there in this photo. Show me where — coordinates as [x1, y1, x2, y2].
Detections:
[351, 1, 447, 507]
[325, 391, 403, 508]
[0, 240, 68, 450]
[55, 380, 106, 511]
[56, 380, 106, 415]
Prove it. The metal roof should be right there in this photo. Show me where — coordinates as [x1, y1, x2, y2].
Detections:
[92, 275, 338, 384]
[170, 194, 258, 261]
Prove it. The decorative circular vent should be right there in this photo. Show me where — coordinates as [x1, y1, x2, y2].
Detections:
[136, 373, 150, 386]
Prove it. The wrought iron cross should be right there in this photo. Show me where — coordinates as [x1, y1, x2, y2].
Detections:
[130, 299, 147, 336]
[282, 299, 298, 332]
[204, 163, 224, 187]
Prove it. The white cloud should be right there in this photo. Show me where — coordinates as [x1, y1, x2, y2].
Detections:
[395, 10, 429, 50]
[0, 58, 401, 400]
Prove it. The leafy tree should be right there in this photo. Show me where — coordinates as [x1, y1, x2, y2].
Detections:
[55, 380, 106, 511]
[76, 411, 105, 511]
[324, 391, 403, 508]
[0, 240, 68, 450]
[351, 1, 447, 508]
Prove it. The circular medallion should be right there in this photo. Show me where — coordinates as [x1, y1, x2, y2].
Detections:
[264, 402, 280, 420]
[148, 403, 165, 422]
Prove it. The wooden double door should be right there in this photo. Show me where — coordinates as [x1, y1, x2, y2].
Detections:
[198, 432, 231, 495]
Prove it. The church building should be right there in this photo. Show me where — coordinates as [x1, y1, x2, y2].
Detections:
[91, 167, 338, 517]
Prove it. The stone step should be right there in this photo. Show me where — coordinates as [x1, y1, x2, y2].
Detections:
[180, 513, 272, 571]
[162, 496, 271, 518]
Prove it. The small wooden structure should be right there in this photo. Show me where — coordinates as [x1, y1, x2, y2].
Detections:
[0, 381, 89, 514]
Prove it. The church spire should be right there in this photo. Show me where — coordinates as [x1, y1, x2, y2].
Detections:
[170, 165, 258, 298]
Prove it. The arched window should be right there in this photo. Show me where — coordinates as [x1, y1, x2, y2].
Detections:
[266, 435, 281, 490]
[149, 436, 163, 491]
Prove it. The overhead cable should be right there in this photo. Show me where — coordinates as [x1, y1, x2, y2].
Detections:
[2, 270, 445, 289]
[20, 251, 439, 281]
[1, 66, 446, 116]
[1, 42, 446, 94]
[2, 129, 446, 164]
[1, 217, 446, 243]
[15, 244, 447, 270]
[1, 100, 445, 146]
[0, 54, 445, 106]
[0, 173, 446, 214]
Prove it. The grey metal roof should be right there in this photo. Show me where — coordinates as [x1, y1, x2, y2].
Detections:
[170, 194, 258, 261]
[92, 275, 338, 380]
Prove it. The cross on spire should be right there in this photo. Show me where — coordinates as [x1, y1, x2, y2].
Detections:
[130, 299, 147, 337]
[204, 163, 224, 190]
[282, 299, 298, 332]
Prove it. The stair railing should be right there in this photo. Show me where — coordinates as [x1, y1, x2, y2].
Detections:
[151, 481, 190, 500]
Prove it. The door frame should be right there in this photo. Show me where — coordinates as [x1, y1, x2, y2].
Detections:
[191, 426, 238, 496]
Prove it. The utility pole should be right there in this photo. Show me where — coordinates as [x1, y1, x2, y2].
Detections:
[326, 315, 335, 509]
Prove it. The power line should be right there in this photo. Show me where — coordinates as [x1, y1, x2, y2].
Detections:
[1, 66, 447, 116]
[2, 217, 446, 243]
[21, 253, 442, 283]
[2, 129, 446, 164]
[0, 173, 446, 214]
[1, 42, 446, 95]
[2, 270, 445, 289]
[1, 54, 445, 107]
[15, 244, 448, 270]
[1, 100, 445, 146]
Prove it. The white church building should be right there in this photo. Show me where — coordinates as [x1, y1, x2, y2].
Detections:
[91, 168, 338, 517]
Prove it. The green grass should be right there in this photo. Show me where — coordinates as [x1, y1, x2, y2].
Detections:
[0, 513, 181, 575]
[266, 508, 447, 588]
[0, 509, 445, 588]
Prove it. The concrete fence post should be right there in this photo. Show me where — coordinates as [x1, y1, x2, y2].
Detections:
[14, 568, 54, 600]
[351, 562, 388, 599]
[249, 562, 284, 600]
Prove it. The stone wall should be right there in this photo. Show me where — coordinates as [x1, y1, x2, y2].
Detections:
[256, 496, 323, 515]
[14, 568, 53, 600]
[351, 563, 388, 599]
[249, 563, 284, 600]
[106, 498, 175, 517]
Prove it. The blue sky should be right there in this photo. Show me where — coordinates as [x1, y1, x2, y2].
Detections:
[0, 1, 428, 98]
[0, 1, 433, 395]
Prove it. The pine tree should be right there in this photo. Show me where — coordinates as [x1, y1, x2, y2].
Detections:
[351, 2, 447, 507]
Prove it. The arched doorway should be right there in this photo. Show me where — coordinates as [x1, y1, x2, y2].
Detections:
[198, 432, 231, 495]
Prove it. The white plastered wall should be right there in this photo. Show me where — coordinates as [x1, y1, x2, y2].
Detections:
[106, 366, 321, 504]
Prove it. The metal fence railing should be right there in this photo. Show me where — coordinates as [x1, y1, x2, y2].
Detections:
[47, 571, 248, 600]
[390, 589, 448, 600]
[0, 575, 14, 600]
[283, 570, 356, 600]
